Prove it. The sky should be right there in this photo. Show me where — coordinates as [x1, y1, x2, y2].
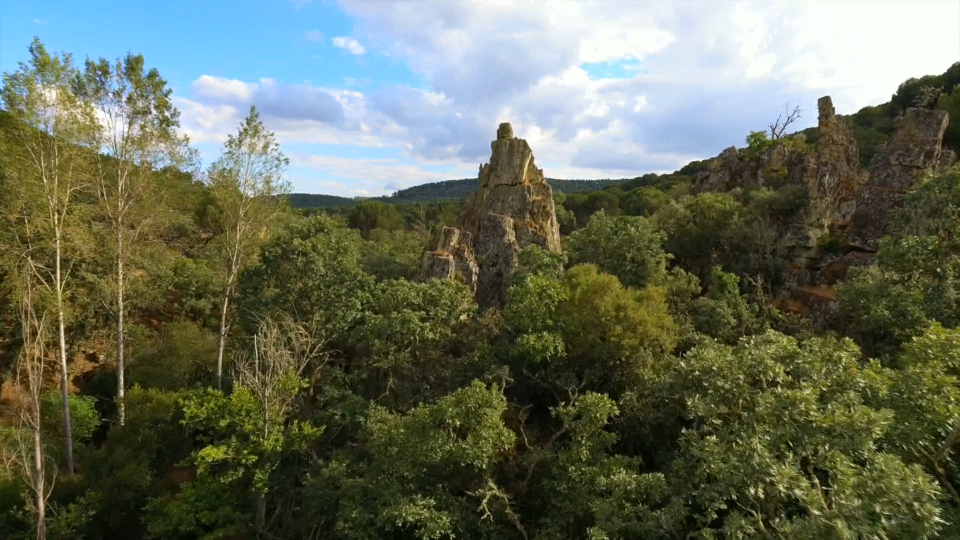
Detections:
[1, 0, 959, 197]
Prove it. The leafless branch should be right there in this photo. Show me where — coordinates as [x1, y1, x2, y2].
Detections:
[769, 102, 802, 140]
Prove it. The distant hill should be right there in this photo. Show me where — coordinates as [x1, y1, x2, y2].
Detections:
[287, 177, 630, 209]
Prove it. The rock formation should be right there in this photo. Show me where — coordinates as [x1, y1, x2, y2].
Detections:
[693, 137, 816, 194]
[418, 226, 479, 289]
[844, 107, 950, 251]
[461, 123, 562, 252]
[474, 214, 520, 310]
[810, 96, 866, 227]
[418, 122, 562, 309]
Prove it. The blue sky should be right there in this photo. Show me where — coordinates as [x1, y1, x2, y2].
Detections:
[2, 0, 959, 196]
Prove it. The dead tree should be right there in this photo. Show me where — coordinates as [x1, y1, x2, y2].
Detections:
[769, 102, 802, 140]
[6, 270, 56, 540]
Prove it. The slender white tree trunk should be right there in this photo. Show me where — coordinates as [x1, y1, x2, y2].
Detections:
[216, 292, 230, 390]
[53, 230, 74, 476]
[32, 425, 46, 540]
[116, 228, 126, 425]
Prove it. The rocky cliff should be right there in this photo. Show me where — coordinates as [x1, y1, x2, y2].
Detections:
[844, 107, 951, 252]
[419, 122, 562, 309]
[418, 226, 479, 289]
[694, 96, 954, 321]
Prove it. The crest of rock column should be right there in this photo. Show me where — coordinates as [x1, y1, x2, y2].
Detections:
[844, 107, 949, 252]
[461, 122, 562, 253]
[811, 96, 867, 226]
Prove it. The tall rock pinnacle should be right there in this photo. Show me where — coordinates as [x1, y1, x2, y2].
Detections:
[418, 122, 562, 309]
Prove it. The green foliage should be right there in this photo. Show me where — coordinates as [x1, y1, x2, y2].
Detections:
[359, 228, 425, 281]
[690, 266, 765, 344]
[533, 392, 676, 538]
[307, 381, 515, 539]
[879, 324, 960, 509]
[235, 214, 374, 344]
[78, 387, 192, 539]
[147, 380, 319, 539]
[3, 38, 960, 540]
[350, 278, 483, 409]
[838, 165, 960, 358]
[504, 264, 677, 402]
[129, 320, 218, 390]
[660, 331, 944, 538]
[347, 199, 405, 238]
[743, 130, 775, 162]
[566, 211, 669, 289]
[653, 192, 743, 281]
[41, 393, 99, 461]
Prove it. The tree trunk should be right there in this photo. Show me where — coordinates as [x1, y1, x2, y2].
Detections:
[216, 292, 230, 390]
[32, 425, 46, 540]
[256, 491, 267, 538]
[116, 238, 126, 426]
[54, 232, 74, 476]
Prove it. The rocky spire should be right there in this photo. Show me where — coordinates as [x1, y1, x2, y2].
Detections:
[417, 122, 563, 310]
[811, 96, 866, 225]
[460, 122, 562, 253]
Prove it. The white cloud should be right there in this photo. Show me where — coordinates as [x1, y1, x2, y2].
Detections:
[331, 36, 366, 55]
[175, 0, 960, 195]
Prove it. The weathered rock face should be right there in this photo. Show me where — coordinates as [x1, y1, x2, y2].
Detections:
[811, 96, 866, 226]
[417, 122, 562, 310]
[844, 107, 950, 251]
[418, 226, 479, 289]
[461, 123, 562, 253]
[474, 214, 520, 310]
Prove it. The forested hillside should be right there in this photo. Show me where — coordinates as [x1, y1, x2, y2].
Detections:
[289, 177, 629, 209]
[2, 37, 960, 540]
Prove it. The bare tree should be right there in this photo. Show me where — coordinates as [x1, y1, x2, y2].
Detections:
[233, 316, 325, 536]
[768, 102, 802, 140]
[6, 269, 57, 540]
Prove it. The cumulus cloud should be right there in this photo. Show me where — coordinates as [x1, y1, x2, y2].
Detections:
[175, 0, 960, 195]
[332, 36, 366, 55]
[190, 75, 346, 126]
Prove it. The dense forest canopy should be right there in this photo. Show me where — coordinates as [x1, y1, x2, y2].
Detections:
[1, 37, 960, 540]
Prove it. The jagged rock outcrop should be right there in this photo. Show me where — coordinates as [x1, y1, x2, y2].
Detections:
[694, 136, 816, 194]
[844, 107, 950, 251]
[811, 96, 867, 226]
[417, 122, 562, 310]
[461, 123, 562, 253]
[418, 226, 479, 289]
